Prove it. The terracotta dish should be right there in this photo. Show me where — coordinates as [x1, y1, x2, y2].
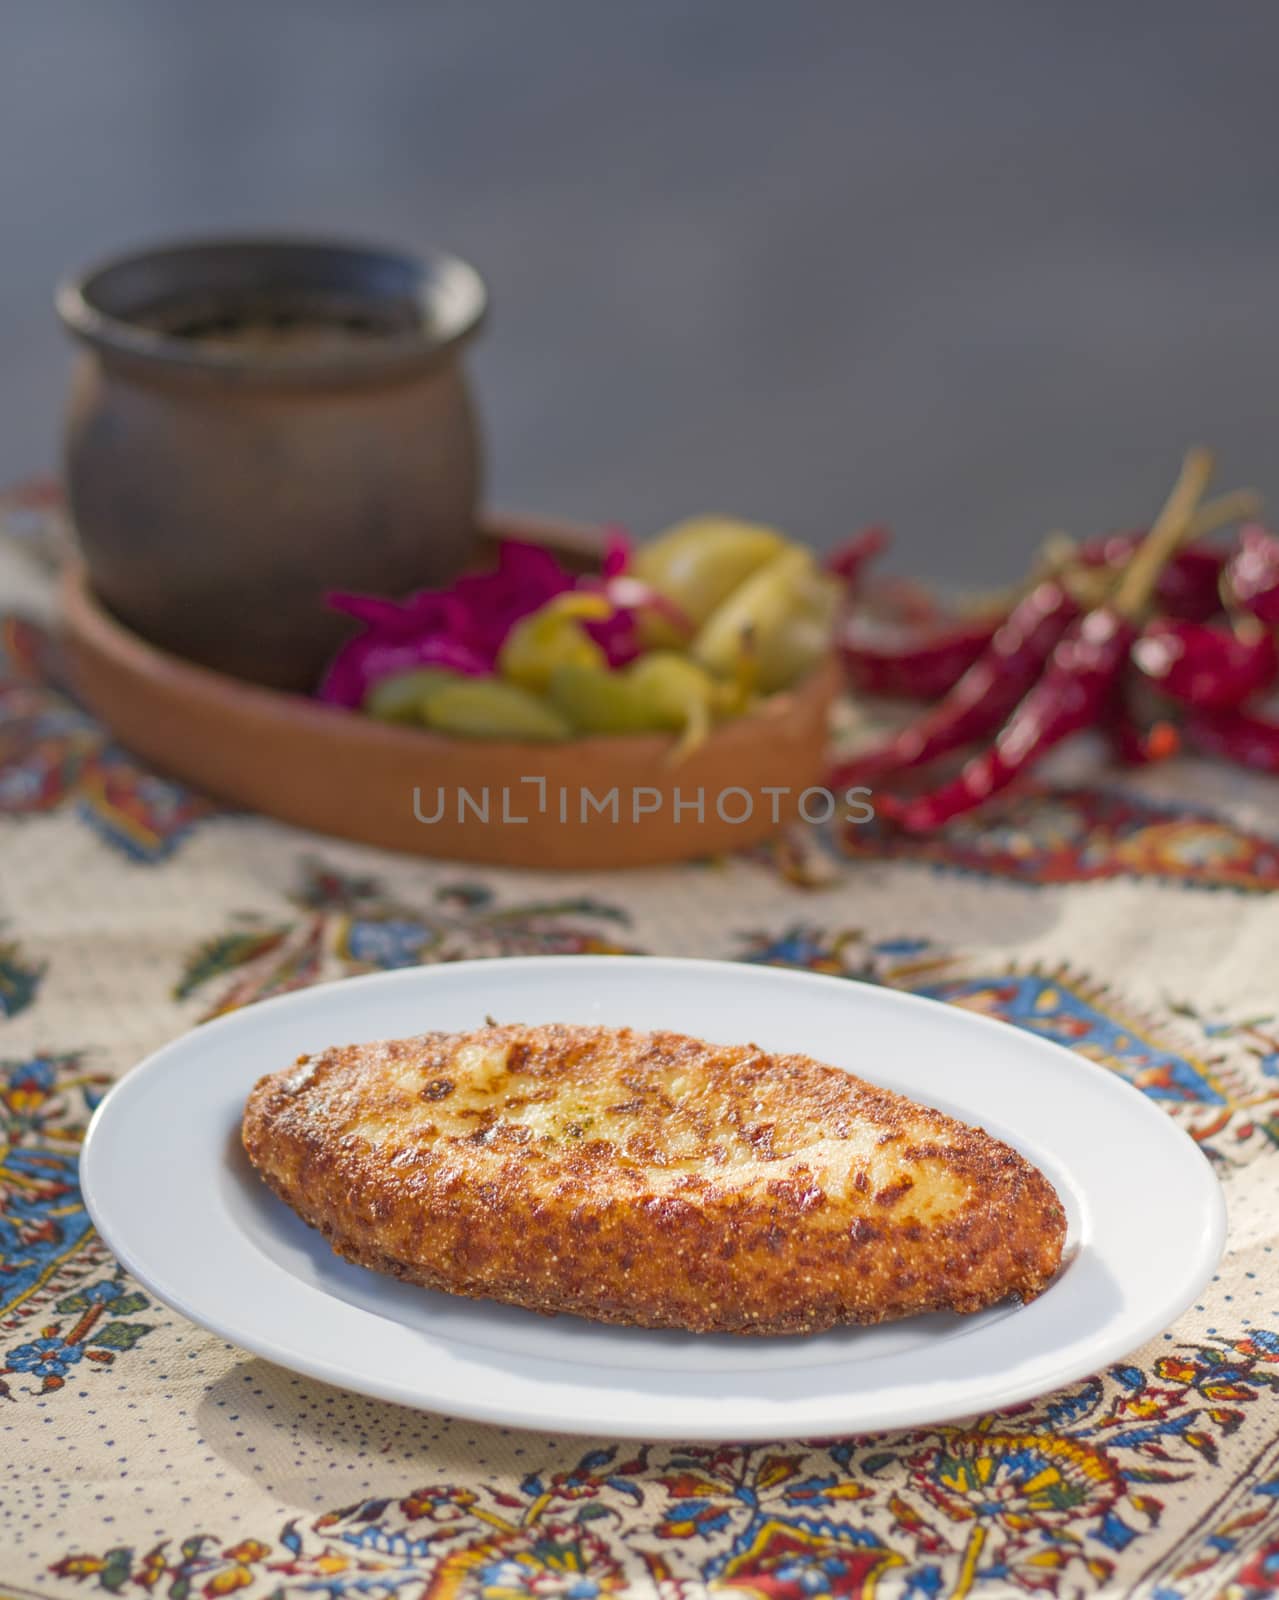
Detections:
[60, 517, 840, 870]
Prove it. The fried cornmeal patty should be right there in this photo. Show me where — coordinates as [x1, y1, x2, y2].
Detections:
[241, 1022, 1066, 1335]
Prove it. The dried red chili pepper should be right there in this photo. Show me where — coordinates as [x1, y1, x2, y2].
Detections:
[893, 449, 1215, 833]
[840, 490, 1258, 706]
[826, 524, 891, 586]
[839, 614, 1000, 700]
[1081, 534, 1224, 621]
[1183, 705, 1279, 774]
[1105, 695, 1180, 766]
[1131, 615, 1279, 712]
[1224, 524, 1279, 627]
[1078, 489, 1259, 621]
[1153, 546, 1231, 623]
[893, 609, 1140, 831]
[828, 578, 1081, 788]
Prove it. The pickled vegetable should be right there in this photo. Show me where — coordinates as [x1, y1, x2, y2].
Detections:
[632, 516, 786, 627]
[498, 593, 612, 692]
[334, 516, 842, 745]
[548, 664, 652, 734]
[756, 590, 840, 690]
[692, 547, 838, 692]
[364, 667, 463, 724]
[424, 680, 570, 741]
[626, 651, 716, 759]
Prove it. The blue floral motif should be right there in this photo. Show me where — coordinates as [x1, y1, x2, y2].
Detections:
[0, 1147, 93, 1313]
[6, 1336, 86, 1378]
[342, 918, 435, 969]
[77, 1280, 125, 1306]
[915, 974, 1226, 1107]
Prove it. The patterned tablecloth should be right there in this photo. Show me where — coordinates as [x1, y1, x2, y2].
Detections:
[3, 497, 1279, 1599]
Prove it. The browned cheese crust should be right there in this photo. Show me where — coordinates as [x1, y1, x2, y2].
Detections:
[241, 1023, 1066, 1335]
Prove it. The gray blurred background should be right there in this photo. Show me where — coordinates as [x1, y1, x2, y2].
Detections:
[2, 1, 1277, 583]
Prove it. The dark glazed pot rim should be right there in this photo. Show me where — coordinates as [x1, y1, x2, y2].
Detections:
[56, 234, 487, 387]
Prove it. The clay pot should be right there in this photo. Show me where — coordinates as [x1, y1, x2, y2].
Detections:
[56, 236, 487, 691]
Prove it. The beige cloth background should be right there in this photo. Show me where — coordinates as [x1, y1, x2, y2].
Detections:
[3, 520, 1279, 1597]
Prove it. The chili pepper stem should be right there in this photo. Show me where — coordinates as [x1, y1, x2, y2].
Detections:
[1111, 448, 1215, 617]
[1188, 488, 1262, 537]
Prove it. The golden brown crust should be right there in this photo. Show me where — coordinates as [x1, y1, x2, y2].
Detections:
[241, 1023, 1066, 1336]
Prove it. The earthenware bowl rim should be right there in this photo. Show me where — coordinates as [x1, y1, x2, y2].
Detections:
[55, 233, 487, 386]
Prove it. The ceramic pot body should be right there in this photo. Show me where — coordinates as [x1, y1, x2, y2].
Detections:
[58, 238, 486, 690]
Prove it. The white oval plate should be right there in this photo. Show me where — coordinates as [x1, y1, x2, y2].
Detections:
[81, 956, 1225, 1441]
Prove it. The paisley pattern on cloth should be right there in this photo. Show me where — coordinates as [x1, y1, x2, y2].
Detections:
[3, 495, 1279, 1598]
[0, 614, 222, 863]
[838, 784, 1279, 893]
